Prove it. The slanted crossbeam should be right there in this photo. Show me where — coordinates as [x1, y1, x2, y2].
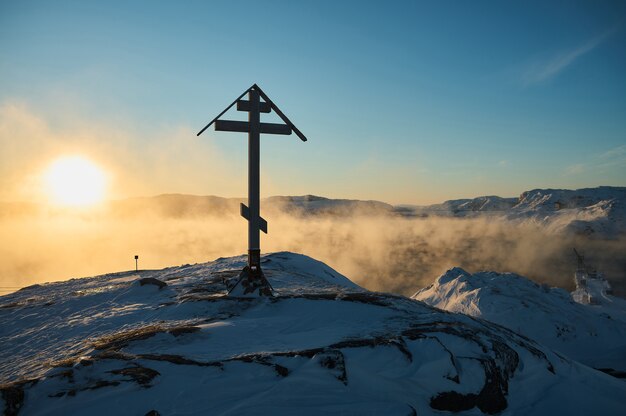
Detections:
[197, 84, 307, 296]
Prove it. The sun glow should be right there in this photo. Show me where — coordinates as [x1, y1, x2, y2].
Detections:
[44, 156, 107, 206]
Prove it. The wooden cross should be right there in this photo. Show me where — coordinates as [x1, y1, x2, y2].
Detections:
[197, 84, 307, 296]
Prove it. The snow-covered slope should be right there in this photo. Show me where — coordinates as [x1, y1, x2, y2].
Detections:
[413, 267, 626, 375]
[2, 253, 625, 415]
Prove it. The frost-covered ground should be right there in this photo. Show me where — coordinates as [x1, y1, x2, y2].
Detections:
[413, 268, 626, 376]
[1, 252, 626, 415]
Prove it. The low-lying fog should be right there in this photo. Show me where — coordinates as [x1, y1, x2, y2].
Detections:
[1, 198, 625, 297]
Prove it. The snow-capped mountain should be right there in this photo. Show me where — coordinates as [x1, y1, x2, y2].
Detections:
[412, 267, 626, 376]
[406, 186, 626, 237]
[2, 253, 625, 415]
[505, 187, 626, 236]
[409, 196, 518, 216]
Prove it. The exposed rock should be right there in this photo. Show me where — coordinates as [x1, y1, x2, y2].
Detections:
[138, 277, 167, 289]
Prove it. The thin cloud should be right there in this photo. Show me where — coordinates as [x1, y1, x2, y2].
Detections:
[600, 144, 626, 160]
[563, 163, 586, 176]
[562, 144, 626, 176]
[522, 29, 615, 86]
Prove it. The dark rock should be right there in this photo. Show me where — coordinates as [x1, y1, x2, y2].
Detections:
[93, 323, 200, 351]
[18, 284, 41, 292]
[167, 326, 200, 337]
[138, 278, 167, 289]
[597, 368, 626, 379]
[0, 384, 25, 416]
[274, 364, 289, 377]
[110, 366, 160, 386]
[138, 353, 222, 368]
[430, 391, 477, 412]
[317, 350, 347, 385]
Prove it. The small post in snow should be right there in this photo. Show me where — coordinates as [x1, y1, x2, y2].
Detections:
[134, 255, 139, 272]
[197, 84, 307, 296]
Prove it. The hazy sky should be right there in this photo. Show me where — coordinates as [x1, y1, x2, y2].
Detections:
[1, 0, 625, 204]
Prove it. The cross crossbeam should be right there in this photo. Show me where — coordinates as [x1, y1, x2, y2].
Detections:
[214, 120, 292, 135]
[237, 100, 271, 113]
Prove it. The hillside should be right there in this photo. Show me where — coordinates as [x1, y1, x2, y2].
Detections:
[1, 253, 625, 415]
[413, 267, 626, 375]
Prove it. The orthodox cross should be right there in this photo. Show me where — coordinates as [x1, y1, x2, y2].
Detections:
[197, 84, 307, 296]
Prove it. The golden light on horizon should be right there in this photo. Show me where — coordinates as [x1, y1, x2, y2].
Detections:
[44, 156, 107, 206]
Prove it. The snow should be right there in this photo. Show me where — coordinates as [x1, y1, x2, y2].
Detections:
[413, 267, 626, 373]
[2, 252, 626, 415]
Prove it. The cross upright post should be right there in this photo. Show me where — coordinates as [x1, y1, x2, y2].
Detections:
[247, 88, 261, 271]
[197, 84, 307, 296]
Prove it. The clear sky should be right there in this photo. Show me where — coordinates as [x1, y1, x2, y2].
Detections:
[1, 0, 625, 204]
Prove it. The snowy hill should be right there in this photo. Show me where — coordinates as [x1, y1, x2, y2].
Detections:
[2, 253, 626, 415]
[412, 267, 626, 376]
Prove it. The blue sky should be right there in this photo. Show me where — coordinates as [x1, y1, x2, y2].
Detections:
[1, 0, 625, 204]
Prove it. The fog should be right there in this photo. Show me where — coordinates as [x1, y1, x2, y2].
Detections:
[1, 204, 625, 297]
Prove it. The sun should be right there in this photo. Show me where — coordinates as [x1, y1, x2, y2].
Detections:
[44, 156, 107, 206]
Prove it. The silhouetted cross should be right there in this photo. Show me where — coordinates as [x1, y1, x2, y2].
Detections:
[197, 84, 307, 296]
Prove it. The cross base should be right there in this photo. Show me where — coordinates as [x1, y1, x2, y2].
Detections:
[228, 252, 273, 297]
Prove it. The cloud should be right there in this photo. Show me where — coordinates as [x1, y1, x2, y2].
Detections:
[599, 144, 626, 161]
[564, 163, 586, 176]
[522, 29, 614, 86]
[562, 144, 626, 177]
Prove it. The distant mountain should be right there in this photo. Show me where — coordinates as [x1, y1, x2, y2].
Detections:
[413, 267, 626, 375]
[1, 253, 625, 415]
[266, 195, 394, 216]
[403, 186, 626, 237]
[2, 186, 624, 236]
[408, 196, 518, 216]
[0, 194, 395, 219]
[507, 187, 626, 237]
